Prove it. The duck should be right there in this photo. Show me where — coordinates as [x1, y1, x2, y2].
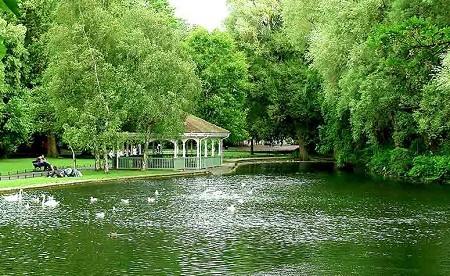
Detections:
[154, 190, 159, 196]
[3, 189, 23, 202]
[237, 198, 244, 204]
[227, 204, 236, 213]
[108, 232, 118, 238]
[147, 197, 155, 203]
[90, 197, 98, 204]
[120, 199, 130, 205]
[41, 194, 59, 208]
[95, 212, 105, 219]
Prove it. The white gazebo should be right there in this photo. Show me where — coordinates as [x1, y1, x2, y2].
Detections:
[114, 115, 230, 170]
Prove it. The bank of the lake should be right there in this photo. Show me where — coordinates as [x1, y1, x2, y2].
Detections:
[0, 157, 299, 192]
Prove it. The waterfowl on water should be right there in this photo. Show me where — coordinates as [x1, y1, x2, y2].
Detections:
[41, 194, 59, 208]
[147, 197, 155, 203]
[95, 212, 105, 219]
[227, 204, 236, 213]
[90, 197, 98, 204]
[3, 189, 23, 202]
[120, 199, 130, 205]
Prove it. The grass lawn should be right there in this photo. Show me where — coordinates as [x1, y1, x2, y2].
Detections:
[0, 169, 178, 190]
[0, 158, 95, 175]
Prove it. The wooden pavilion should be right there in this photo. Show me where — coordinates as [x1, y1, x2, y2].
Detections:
[114, 115, 230, 170]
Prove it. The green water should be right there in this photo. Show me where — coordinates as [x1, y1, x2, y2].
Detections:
[1, 162, 450, 275]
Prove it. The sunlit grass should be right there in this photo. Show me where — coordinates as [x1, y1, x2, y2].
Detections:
[0, 169, 179, 190]
[0, 158, 95, 175]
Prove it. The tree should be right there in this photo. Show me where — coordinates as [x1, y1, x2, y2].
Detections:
[44, 0, 200, 172]
[185, 28, 249, 144]
[226, 0, 322, 158]
[0, 13, 32, 156]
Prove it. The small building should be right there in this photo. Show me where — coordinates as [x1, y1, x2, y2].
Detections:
[114, 115, 230, 170]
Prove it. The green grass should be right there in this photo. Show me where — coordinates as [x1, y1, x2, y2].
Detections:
[0, 158, 95, 175]
[0, 169, 178, 190]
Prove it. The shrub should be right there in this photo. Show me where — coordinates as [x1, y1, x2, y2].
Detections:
[367, 148, 411, 176]
[389, 148, 412, 176]
[409, 155, 450, 182]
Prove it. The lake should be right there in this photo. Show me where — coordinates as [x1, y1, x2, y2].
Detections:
[1, 162, 450, 275]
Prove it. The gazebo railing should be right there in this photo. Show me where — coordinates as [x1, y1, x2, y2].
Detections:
[114, 156, 222, 170]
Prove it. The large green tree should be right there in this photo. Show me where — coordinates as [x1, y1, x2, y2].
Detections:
[0, 13, 32, 156]
[44, 0, 200, 171]
[185, 28, 249, 144]
[226, 0, 322, 158]
[282, 0, 450, 165]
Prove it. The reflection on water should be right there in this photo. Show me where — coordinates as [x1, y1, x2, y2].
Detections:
[1, 162, 450, 275]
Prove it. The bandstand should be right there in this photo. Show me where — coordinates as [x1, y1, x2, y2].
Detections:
[114, 115, 230, 170]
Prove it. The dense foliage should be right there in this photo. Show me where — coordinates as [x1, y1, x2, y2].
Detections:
[0, 0, 448, 181]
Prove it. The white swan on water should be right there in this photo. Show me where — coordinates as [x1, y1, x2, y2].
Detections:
[3, 189, 23, 202]
[154, 190, 159, 196]
[95, 212, 105, 219]
[147, 197, 155, 203]
[41, 194, 59, 208]
[90, 197, 98, 204]
[120, 199, 130, 204]
[227, 204, 236, 213]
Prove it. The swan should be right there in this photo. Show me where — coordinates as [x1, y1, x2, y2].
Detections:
[237, 198, 244, 204]
[3, 189, 23, 202]
[30, 196, 41, 204]
[227, 204, 236, 213]
[154, 190, 159, 196]
[90, 197, 98, 204]
[147, 197, 155, 203]
[120, 199, 130, 204]
[247, 190, 253, 195]
[41, 194, 59, 208]
[95, 212, 105, 219]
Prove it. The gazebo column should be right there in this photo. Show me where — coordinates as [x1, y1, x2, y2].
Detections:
[218, 139, 223, 156]
[138, 144, 142, 155]
[182, 139, 187, 158]
[211, 140, 215, 157]
[204, 139, 208, 157]
[195, 138, 200, 158]
[172, 140, 178, 158]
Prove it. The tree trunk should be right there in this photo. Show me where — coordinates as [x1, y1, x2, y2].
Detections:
[94, 142, 101, 170]
[250, 138, 254, 155]
[103, 147, 109, 173]
[142, 141, 149, 170]
[47, 132, 59, 158]
[298, 139, 309, 161]
[69, 146, 77, 169]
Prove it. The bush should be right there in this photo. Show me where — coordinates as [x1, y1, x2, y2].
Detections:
[367, 149, 390, 174]
[367, 148, 411, 176]
[409, 155, 450, 182]
[389, 148, 412, 176]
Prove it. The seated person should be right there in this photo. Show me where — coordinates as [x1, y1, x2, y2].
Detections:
[33, 155, 51, 170]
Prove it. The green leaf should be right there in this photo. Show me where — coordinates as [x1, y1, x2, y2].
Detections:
[0, 0, 20, 16]
[0, 36, 5, 59]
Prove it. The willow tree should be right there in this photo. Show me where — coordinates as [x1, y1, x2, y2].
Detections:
[44, 0, 199, 172]
[282, 0, 450, 165]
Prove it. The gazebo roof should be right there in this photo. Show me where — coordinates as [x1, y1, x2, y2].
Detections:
[118, 114, 230, 140]
[184, 114, 230, 135]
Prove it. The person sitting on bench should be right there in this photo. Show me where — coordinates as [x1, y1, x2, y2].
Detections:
[32, 154, 51, 171]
